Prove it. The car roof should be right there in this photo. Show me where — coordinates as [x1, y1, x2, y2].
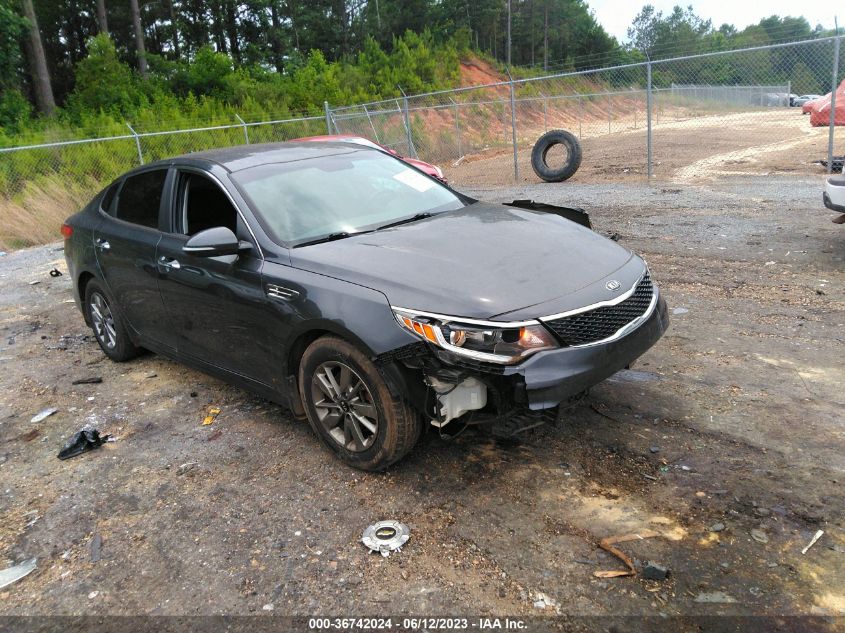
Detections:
[136, 141, 373, 174]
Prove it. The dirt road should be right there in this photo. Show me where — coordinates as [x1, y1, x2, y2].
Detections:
[0, 175, 843, 630]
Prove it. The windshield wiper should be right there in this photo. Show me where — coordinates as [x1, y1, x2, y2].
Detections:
[375, 212, 433, 231]
[294, 231, 363, 248]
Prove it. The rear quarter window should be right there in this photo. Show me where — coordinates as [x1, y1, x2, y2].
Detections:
[100, 182, 119, 214]
[114, 169, 167, 229]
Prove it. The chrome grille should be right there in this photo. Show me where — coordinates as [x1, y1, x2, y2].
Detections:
[543, 273, 654, 346]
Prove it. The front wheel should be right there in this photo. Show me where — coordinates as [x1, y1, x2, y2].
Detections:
[298, 336, 422, 471]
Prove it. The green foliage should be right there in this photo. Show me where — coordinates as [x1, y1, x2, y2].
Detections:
[0, 0, 28, 89]
[0, 89, 32, 134]
[67, 34, 147, 120]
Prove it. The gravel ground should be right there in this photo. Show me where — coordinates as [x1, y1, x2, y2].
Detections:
[0, 174, 843, 631]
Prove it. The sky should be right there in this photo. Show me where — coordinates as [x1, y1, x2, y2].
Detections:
[586, 1, 839, 42]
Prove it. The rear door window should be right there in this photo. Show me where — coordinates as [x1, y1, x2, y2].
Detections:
[114, 169, 167, 229]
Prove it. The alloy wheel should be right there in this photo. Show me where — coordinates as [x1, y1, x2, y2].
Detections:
[310, 361, 379, 452]
[89, 292, 117, 350]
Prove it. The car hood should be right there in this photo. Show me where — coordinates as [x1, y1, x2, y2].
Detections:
[289, 202, 637, 320]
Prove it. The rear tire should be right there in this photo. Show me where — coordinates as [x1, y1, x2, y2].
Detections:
[298, 336, 422, 471]
[531, 129, 583, 182]
[84, 279, 143, 362]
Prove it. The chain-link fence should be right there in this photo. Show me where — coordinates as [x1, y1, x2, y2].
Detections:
[2, 36, 843, 247]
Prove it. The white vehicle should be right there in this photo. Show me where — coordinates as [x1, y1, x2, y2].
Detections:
[823, 175, 845, 224]
[794, 94, 822, 107]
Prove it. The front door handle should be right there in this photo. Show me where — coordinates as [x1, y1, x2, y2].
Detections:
[158, 256, 181, 271]
[95, 239, 110, 251]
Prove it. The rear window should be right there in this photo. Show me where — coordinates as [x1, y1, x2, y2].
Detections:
[114, 169, 167, 229]
[100, 182, 119, 214]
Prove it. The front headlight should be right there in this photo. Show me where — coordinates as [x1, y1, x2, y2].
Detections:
[393, 308, 558, 364]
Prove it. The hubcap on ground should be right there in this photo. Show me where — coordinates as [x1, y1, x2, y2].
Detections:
[90, 292, 117, 350]
[310, 361, 378, 452]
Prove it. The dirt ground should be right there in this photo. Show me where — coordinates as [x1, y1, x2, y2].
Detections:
[0, 171, 843, 631]
[447, 109, 836, 187]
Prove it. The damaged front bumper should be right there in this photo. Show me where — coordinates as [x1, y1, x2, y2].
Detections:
[380, 292, 669, 425]
[514, 293, 669, 409]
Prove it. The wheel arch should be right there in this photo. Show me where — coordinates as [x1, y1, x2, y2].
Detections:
[285, 321, 377, 379]
[77, 270, 97, 325]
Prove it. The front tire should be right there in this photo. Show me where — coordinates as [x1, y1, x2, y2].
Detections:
[298, 336, 422, 471]
[84, 280, 142, 362]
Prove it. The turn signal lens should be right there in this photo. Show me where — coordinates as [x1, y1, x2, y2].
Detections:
[60, 224, 73, 239]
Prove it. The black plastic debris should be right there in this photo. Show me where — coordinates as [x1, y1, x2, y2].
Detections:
[815, 156, 844, 172]
[57, 428, 110, 460]
[72, 377, 102, 385]
[49, 268, 63, 277]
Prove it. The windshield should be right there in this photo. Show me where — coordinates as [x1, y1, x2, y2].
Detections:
[232, 149, 465, 245]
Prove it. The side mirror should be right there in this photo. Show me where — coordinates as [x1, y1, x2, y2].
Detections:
[183, 226, 252, 257]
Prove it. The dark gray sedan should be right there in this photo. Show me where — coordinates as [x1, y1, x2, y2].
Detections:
[62, 142, 668, 470]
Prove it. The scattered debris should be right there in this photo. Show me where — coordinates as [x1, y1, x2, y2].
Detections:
[672, 307, 689, 315]
[28, 280, 40, 286]
[709, 522, 726, 533]
[202, 406, 221, 426]
[362, 520, 410, 557]
[829, 544, 845, 553]
[643, 474, 658, 481]
[594, 529, 660, 578]
[145, 372, 157, 379]
[88, 591, 99, 599]
[72, 377, 102, 385]
[262, 604, 274, 611]
[649, 446, 660, 454]
[31, 407, 58, 423]
[801, 530, 824, 555]
[90, 533, 103, 563]
[532, 592, 559, 610]
[695, 591, 737, 604]
[207, 429, 223, 441]
[58, 428, 109, 460]
[642, 562, 669, 581]
[190, 391, 198, 398]
[0, 558, 37, 590]
[750, 529, 769, 544]
[49, 268, 63, 277]
[177, 462, 198, 476]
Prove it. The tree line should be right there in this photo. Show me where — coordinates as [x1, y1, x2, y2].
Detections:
[0, 1, 839, 141]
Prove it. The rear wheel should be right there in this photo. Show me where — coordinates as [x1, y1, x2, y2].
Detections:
[298, 336, 421, 471]
[84, 280, 142, 362]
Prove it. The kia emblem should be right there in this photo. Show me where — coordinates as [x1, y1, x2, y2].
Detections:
[605, 280, 621, 291]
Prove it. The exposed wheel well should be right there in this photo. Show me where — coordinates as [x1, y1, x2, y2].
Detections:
[78, 272, 95, 323]
[287, 329, 332, 379]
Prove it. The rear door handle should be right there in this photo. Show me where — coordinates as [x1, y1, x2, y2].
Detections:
[158, 256, 181, 271]
[95, 239, 110, 251]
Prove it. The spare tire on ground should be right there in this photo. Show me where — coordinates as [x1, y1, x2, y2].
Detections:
[531, 129, 582, 182]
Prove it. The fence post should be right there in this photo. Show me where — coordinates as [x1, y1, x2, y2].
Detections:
[578, 95, 582, 138]
[235, 114, 249, 144]
[607, 95, 612, 134]
[540, 91, 548, 131]
[126, 123, 143, 165]
[450, 98, 462, 157]
[647, 61, 653, 180]
[508, 71, 519, 183]
[398, 86, 417, 158]
[829, 35, 841, 174]
[324, 101, 332, 134]
[363, 105, 380, 143]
